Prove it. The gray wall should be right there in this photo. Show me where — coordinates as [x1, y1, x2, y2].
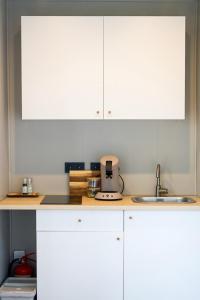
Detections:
[0, 0, 10, 283]
[7, 0, 198, 196]
[10, 211, 36, 261]
[197, 0, 200, 193]
[0, 211, 10, 282]
[0, 0, 8, 198]
[5, 0, 198, 270]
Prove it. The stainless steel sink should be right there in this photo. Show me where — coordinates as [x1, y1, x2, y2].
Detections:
[132, 196, 196, 204]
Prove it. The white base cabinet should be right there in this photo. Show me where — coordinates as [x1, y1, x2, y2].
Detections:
[37, 210, 200, 300]
[124, 211, 200, 300]
[37, 211, 123, 300]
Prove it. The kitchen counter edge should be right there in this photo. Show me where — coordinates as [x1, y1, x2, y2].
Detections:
[0, 195, 200, 210]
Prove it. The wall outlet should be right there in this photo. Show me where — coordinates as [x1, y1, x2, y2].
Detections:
[65, 162, 85, 173]
[90, 162, 100, 171]
[14, 250, 25, 260]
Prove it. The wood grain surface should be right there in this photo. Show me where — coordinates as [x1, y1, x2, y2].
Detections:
[69, 170, 100, 196]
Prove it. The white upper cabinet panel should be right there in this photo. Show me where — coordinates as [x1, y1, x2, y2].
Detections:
[22, 16, 185, 120]
[21, 16, 103, 119]
[104, 16, 185, 119]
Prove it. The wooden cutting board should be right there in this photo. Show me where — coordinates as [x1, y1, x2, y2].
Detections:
[69, 170, 100, 196]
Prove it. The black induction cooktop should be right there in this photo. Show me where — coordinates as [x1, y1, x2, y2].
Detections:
[41, 195, 82, 205]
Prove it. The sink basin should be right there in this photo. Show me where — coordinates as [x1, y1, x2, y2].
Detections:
[132, 196, 196, 204]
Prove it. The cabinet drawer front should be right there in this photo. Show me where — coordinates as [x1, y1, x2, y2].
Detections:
[37, 210, 123, 231]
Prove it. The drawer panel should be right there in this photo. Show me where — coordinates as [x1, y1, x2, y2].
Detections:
[37, 210, 123, 231]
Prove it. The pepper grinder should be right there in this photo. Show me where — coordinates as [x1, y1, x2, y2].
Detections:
[22, 178, 28, 194]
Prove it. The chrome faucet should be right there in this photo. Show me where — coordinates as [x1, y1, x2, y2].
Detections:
[155, 164, 168, 197]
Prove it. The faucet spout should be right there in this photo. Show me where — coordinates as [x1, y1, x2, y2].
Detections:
[156, 164, 160, 178]
[155, 164, 168, 197]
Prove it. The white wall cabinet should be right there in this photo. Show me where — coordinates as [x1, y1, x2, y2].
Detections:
[22, 16, 185, 120]
[124, 211, 200, 300]
[37, 211, 123, 300]
[21, 16, 103, 119]
[104, 17, 185, 119]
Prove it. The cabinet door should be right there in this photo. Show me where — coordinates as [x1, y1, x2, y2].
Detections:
[21, 16, 103, 119]
[104, 17, 185, 119]
[37, 231, 123, 300]
[124, 211, 200, 300]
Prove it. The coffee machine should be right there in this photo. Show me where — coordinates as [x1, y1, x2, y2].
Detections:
[95, 155, 123, 201]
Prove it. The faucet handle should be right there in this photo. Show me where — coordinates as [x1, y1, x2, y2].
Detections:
[160, 187, 168, 195]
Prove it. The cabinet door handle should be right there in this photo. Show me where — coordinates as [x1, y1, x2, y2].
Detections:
[108, 110, 111, 114]
[116, 237, 120, 241]
[78, 219, 82, 223]
[129, 216, 133, 220]
[96, 110, 100, 114]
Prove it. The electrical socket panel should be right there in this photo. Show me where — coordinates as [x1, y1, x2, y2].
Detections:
[64, 162, 85, 173]
[14, 250, 25, 260]
[90, 162, 100, 171]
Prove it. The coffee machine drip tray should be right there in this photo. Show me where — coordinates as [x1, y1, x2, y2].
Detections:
[95, 192, 122, 201]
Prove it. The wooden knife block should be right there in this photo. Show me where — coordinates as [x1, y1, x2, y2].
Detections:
[69, 170, 100, 196]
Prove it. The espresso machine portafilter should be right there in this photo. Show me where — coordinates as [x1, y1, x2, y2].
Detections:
[95, 155, 123, 201]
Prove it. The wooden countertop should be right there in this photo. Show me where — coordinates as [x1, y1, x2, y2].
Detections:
[0, 195, 200, 210]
